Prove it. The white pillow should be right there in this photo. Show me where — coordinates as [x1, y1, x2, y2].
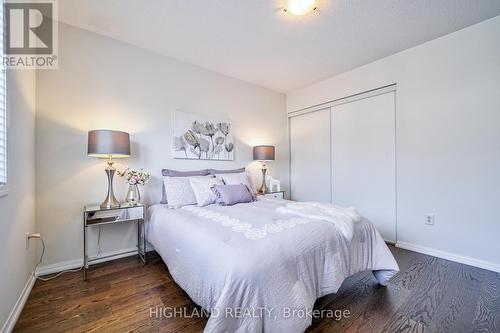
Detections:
[163, 176, 199, 208]
[216, 172, 256, 194]
[189, 176, 223, 207]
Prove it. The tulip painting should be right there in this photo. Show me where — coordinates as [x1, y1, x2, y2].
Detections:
[173, 111, 234, 160]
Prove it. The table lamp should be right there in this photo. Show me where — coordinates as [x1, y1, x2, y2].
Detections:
[87, 130, 130, 208]
[253, 145, 275, 194]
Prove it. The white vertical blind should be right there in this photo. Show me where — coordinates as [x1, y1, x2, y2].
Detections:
[0, 0, 7, 188]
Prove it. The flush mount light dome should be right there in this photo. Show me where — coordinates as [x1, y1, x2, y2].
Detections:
[284, 0, 318, 16]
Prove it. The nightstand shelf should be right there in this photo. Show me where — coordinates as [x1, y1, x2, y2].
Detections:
[83, 203, 146, 281]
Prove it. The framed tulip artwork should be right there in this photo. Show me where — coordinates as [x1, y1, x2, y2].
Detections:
[173, 111, 234, 160]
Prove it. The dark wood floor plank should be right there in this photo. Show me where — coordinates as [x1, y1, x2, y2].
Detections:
[426, 261, 484, 333]
[14, 247, 500, 333]
[388, 250, 438, 292]
[471, 271, 500, 333]
[380, 257, 450, 332]
[339, 284, 411, 333]
[380, 315, 428, 333]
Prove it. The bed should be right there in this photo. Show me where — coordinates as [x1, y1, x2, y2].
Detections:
[147, 197, 399, 333]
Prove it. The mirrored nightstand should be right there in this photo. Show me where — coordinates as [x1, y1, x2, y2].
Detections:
[260, 191, 285, 199]
[83, 203, 146, 281]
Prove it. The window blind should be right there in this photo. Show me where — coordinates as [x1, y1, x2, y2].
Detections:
[0, 72, 5, 186]
[0, 0, 6, 187]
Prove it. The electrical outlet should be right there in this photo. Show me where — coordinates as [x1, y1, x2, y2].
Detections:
[425, 214, 434, 225]
[26, 232, 41, 249]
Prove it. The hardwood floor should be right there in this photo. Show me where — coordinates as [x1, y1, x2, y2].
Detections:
[14, 246, 500, 332]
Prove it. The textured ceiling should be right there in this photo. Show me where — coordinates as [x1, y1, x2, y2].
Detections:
[58, 0, 500, 92]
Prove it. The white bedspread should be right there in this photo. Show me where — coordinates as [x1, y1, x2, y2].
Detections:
[147, 198, 399, 333]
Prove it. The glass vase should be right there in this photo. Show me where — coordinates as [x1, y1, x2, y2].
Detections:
[126, 184, 141, 205]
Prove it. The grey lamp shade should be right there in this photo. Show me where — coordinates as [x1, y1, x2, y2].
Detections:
[253, 145, 275, 161]
[87, 130, 131, 158]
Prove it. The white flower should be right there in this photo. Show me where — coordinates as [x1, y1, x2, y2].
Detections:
[117, 167, 151, 186]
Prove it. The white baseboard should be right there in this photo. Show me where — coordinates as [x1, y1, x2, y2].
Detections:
[396, 241, 500, 273]
[36, 245, 155, 277]
[1, 272, 36, 333]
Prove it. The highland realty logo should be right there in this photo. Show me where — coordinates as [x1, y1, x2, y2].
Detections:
[3, 0, 58, 69]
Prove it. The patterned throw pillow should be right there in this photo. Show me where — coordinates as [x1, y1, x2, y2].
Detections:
[189, 176, 223, 207]
[163, 176, 200, 208]
[216, 172, 257, 194]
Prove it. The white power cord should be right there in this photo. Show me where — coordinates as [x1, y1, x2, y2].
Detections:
[96, 225, 102, 257]
[33, 237, 82, 281]
[32, 226, 102, 282]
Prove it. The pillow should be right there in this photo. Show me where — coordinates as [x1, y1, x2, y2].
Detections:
[211, 184, 255, 206]
[163, 176, 200, 208]
[189, 176, 223, 207]
[162, 169, 210, 177]
[209, 167, 245, 175]
[216, 172, 256, 194]
[160, 169, 210, 204]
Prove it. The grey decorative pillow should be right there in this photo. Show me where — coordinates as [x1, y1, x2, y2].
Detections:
[162, 169, 210, 177]
[160, 169, 210, 204]
[211, 184, 256, 206]
[209, 167, 245, 175]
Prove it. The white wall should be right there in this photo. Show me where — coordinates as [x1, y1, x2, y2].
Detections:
[0, 70, 37, 331]
[36, 23, 287, 267]
[287, 16, 500, 270]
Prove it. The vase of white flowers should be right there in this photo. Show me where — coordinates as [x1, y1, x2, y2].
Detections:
[117, 167, 151, 205]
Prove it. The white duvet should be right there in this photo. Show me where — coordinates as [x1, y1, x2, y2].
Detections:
[147, 198, 399, 333]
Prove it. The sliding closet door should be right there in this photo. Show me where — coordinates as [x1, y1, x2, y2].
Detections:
[290, 108, 331, 202]
[331, 92, 396, 242]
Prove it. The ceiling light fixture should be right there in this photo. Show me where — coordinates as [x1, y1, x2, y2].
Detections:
[283, 0, 318, 16]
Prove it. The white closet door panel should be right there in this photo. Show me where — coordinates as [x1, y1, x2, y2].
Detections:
[290, 108, 331, 202]
[331, 92, 396, 242]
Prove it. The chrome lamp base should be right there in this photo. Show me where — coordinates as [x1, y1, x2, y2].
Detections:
[257, 165, 268, 194]
[100, 160, 120, 209]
